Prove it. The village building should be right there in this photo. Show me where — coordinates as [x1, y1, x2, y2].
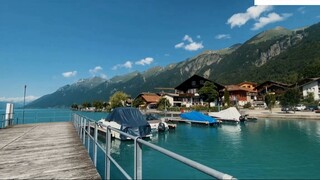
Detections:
[174, 75, 224, 107]
[135, 92, 161, 109]
[255, 81, 290, 101]
[224, 83, 257, 107]
[301, 77, 320, 101]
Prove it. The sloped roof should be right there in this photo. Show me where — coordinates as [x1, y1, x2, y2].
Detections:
[140, 93, 161, 103]
[225, 85, 257, 93]
[255, 80, 290, 90]
[237, 81, 258, 87]
[175, 74, 224, 91]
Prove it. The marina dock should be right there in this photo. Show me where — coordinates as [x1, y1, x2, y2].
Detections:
[0, 122, 101, 179]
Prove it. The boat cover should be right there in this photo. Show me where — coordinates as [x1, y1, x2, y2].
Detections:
[106, 107, 151, 140]
[208, 107, 241, 122]
[180, 111, 217, 123]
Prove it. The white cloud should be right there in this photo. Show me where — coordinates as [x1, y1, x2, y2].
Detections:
[183, 35, 193, 43]
[175, 35, 204, 51]
[89, 66, 103, 74]
[135, 57, 154, 66]
[184, 42, 204, 51]
[0, 95, 38, 103]
[215, 34, 231, 39]
[252, 12, 292, 30]
[62, 71, 77, 78]
[112, 61, 133, 70]
[196, 35, 201, 39]
[89, 66, 107, 78]
[227, 5, 273, 28]
[100, 73, 107, 79]
[297, 7, 306, 14]
[175, 42, 185, 48]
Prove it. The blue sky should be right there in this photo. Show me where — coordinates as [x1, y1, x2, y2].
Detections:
[0, 0, 319, 102]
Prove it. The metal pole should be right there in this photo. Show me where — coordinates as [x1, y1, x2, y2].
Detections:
[22, 85, 26, 124]
[106, 127, 111, 180]
[134, 137, 142, 179]
[83, 118, 86, 145]
[94, 122, 98, 167]
[87, 120, 90, 153]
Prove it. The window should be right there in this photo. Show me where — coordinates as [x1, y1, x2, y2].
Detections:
[200, 80, 204, 85]
[192, 81, 196, 86]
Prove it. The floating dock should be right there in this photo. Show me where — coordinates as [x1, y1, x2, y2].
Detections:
[0, 122, 101, 179]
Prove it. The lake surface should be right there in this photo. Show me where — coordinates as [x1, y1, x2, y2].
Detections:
[1, 109, 320, 179]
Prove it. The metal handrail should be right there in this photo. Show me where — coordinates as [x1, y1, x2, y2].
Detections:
[72, 113, 235, 180]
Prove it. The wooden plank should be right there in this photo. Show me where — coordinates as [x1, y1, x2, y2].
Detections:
[0, 122, 101, 179]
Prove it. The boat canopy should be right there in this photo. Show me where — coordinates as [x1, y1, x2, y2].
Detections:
[208, 107, 241, 122]
[180, 111, 217, 123]
[106, 107, 151, 140]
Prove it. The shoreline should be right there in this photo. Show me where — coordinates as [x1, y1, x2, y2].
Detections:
[241, 108, 320, 120]
[146, 108, 320, 120]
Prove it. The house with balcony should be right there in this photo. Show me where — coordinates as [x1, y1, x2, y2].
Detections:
[225, 84, 257, 106]
[255, 81, 289, 101]
[302, 77, 320, 101]
[174, 75, 224, 107]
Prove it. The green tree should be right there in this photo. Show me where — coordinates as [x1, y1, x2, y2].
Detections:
[71, 103, 78, 110]
[109, 91, 129, 109]
[157, 98, 171, 111]
[132, 97, 144, 108]
[223, 88, 230, 107]
[280, 88, 301, 113]
[198, 81, 218, 108]
[265, 93, 276, 113]
[93, 101, 103, 110]
[82, 102, 91, 109]
[302, 92, 316, 106]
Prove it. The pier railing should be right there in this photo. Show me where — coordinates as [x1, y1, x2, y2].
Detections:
[72, 113, 235, 179]
[0, 111, 72, 128]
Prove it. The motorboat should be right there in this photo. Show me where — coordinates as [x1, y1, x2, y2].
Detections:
[98, 107, 152, 140]
[145, 113, 170, 132]
[180, 111, 220, 126]
[208, 107, 241, 123]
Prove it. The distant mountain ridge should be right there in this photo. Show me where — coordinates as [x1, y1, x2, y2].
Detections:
[27, 22, 320, 108]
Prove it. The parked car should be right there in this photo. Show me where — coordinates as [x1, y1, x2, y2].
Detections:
[281, 106, 293, 112]
[294, 104, 306, 111]
[305, 105, 320, 111]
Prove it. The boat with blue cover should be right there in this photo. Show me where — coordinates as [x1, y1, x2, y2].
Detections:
[180, 111, 220, 126]
[98, 107, 152, 140]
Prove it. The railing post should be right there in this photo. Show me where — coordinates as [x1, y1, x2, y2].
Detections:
[80, 117, 83, 140]
[87, 119, 90, 153]
[134, 137, 142, 179]
[94, 122, 98, 167]
[83, 118, 86, 145]
[105, 127, 111, 180]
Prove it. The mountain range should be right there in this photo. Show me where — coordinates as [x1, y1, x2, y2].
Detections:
[27, 22, 320, 108]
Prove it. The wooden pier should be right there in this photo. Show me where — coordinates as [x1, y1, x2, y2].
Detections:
[0, 122, 101, 179]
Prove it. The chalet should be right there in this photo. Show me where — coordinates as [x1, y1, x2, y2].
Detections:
[301, 77, 320, 101]
[174, 75, 224, 107]
[255, 81, 289, 100]
[135, 93, 161, 109]
[225, 84, 257, 106]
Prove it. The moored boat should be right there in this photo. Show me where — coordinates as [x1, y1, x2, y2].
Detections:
[98, 107, 152, 140]
[180, 111, 220, 126]
[209, 107, 241, 123]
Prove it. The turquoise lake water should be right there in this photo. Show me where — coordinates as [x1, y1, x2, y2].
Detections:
[1, 109, 320, 179]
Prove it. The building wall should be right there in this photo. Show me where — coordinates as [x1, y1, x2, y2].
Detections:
[303, 81, 320, 100]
